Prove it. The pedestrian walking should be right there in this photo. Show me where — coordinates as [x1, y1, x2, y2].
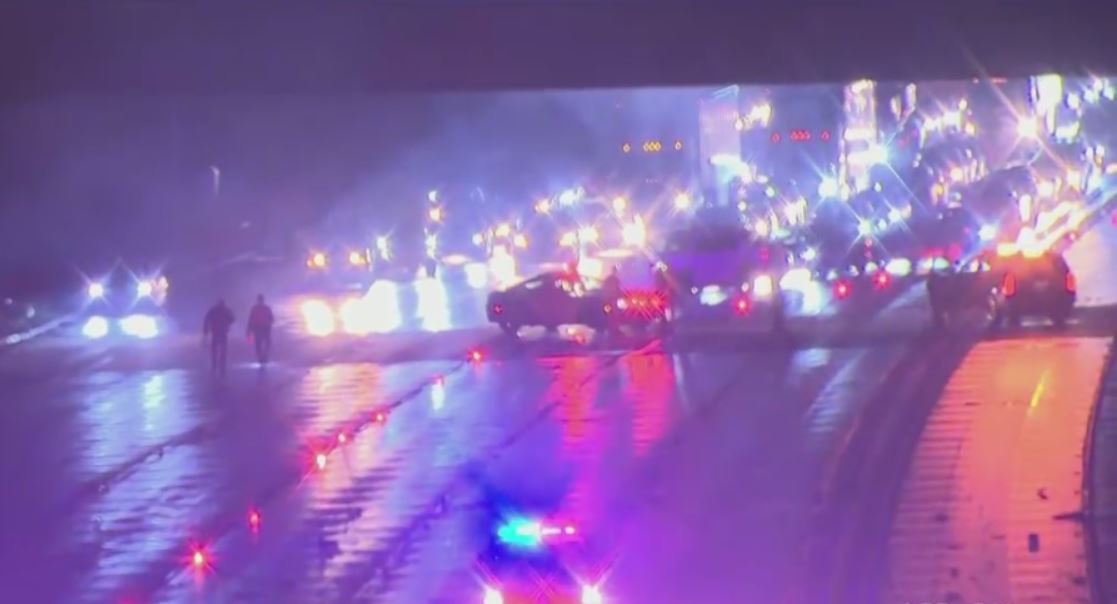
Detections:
[203, 299, 235, 375]
[246, 294, 275, 366]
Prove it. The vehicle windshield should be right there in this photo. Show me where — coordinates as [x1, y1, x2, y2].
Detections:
[7, 15, 1115, 604]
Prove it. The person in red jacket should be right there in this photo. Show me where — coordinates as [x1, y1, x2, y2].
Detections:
[246, 294, 275, 366]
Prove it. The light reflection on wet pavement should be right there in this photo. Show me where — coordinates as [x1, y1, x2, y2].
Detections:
[1, 303, 915, 604]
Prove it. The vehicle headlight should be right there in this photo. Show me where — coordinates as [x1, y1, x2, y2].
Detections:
[560, 231, 578, 247]
[87, 282, 106, 300]
[581, 585, 605, 604]
[472, 232, 485, 246]
[482, 587, 504, 604]
[979, 225, 997, 241]
[513, 234, 528, 249]
[857, 220, 873, 236]
[752, 274, 774, 298]
[136, 280, 154, 298]
[349, 250, 368, 266]
[307, 252, 328, 269]
[1037, 180, 1056, 197]
[120, 314, 159, 339]
[82, 315, 109, 339]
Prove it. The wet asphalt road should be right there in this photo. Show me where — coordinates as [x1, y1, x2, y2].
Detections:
[3, 217, 1117, 603]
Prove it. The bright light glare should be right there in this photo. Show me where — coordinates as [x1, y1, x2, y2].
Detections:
[512, 234, 528, 249]
[489, 248, 517, 285]
[1017, 117, 1039, 138]
[865, 144, 888, 165]
[82, 316, 110, 339]
[472, 233, 485, 246]
[559, 231, 578, 247]
[673, 192, 692, 211]
[495, 223, 512, 238]
[483, 587, 505, 604]
[577, 257, 605, 279]
[801, 247, 818, 262]
[578, 226, 600, 244]
[979, 225, 997, 241]
[857, 220, 873, 236]
[308, 252, 327, 269]
[87, 282, 106, 299]
[120, 314, 159, 339]
[300, 299, 336, 337]
[611, 196, 628, 214]
[949, 166, 965, 182]
[136, 280, 154, 298]
[581, 585, 605, 604]
[885, 258, 913, 277]
[465, 262, 488, 288]
[779, 267, 813, 291]
[1037, 180, 1056, 197]
[621, 217, 647, 247]
[818, 177, 839, 198]
[339, 298, 375, 335]
[752, 274, 775, 298]
[887, 208, 903, 223]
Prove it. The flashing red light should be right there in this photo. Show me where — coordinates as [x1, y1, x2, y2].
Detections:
[469, 349, 484, 362]
[873, 272, 890, 289]
[191, 548, 208, 569]
[1002, 273, 1017, 297]
[491, 303, 504, 315]
[374, 412, 387, 423]
[248, 509, 262, 530]
[564, 525, 577, 535]
[315, 453, 328, 470]
[834, 280, 852, 300]
[821, 130, 832, 141]
[771, 132, 782, 143]
[1066, 272, 1077, 293]
[734, 297, 751, 315]
[789, 129, 811, 142]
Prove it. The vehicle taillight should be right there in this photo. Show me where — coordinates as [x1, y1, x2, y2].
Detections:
[1002, 273, 1017, 297]
[834, 280, 852, 300]
[733, 296, 750, 315]
[1066, 272, 1077, 293]
[872, 271, 890, 289]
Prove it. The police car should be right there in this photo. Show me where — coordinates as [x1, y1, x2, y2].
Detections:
[80, 263, 170, 339]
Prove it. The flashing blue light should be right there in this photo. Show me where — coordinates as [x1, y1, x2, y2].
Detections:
[496, 516, 545, 550]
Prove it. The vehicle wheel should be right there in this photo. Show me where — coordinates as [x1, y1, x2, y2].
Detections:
[499, 322, 519, 337]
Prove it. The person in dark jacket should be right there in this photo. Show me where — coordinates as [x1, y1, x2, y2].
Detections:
[246, 294, 275, 366]
[203, 299, 235, 375]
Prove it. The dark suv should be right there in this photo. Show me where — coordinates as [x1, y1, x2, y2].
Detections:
[990, 249, 1076, 328]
